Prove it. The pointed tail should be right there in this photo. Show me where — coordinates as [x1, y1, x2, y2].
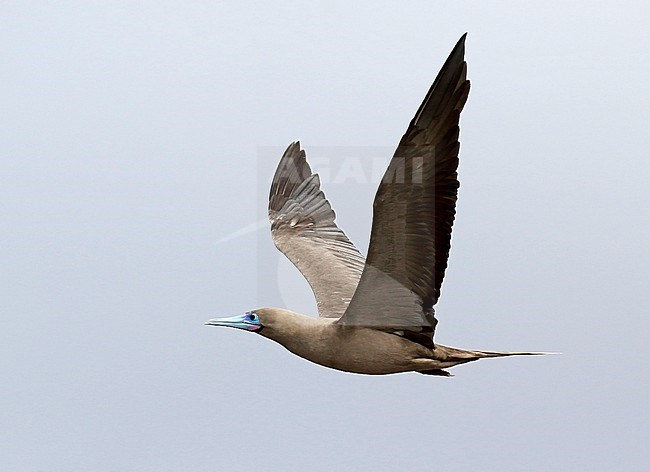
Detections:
[471, 350, 559, 358]
[436, 345, 559, 363]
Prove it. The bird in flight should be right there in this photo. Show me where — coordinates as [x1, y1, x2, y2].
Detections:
[206, 34, 545, 376]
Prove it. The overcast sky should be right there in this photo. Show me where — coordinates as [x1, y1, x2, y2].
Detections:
[2, 1, 649, 471]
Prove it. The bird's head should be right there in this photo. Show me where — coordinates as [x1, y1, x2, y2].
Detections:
[204, 308, 268, 333]
[204, 307, 309, 342]
[206, 307, 323, 352]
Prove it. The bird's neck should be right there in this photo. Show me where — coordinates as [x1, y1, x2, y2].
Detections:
[259, 308, 334, 361]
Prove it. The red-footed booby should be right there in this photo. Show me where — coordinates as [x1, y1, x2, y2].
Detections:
[207, 34, 545, 376]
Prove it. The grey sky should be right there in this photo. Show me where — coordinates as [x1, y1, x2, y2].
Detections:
[2, 1, 649, 471]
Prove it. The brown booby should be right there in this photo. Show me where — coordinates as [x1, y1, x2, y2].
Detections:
[206, 34, 545, 376]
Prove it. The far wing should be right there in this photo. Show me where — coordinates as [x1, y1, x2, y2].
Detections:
[269, 142, 365, 318]
[337, 35, 470, 347]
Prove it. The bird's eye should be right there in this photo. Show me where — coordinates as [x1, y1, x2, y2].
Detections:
[247, 313, 256, 321]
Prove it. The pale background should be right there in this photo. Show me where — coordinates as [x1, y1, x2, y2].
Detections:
[2, 1, 649, 471]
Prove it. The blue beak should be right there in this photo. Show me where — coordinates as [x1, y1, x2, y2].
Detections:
[205, 313, 261, 331]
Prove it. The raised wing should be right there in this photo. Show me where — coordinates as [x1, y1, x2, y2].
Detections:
[269, 142, 365, 318]
[337, 34, 470, 347]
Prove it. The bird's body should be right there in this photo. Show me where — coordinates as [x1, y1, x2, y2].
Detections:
[207, 34, 546, 376]
[255, 309, 432, 375]
[252, 308, 536, 376]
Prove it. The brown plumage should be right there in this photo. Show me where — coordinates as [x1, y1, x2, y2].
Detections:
[206, 34, 546, 376]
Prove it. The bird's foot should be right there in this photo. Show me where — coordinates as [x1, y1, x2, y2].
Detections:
[419, 369, 453, 377]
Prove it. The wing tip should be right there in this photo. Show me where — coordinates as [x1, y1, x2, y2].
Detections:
[450, 33, 467, 63]
[284, 140, 302, 156]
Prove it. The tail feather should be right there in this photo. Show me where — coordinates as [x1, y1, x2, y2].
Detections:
[471, 350, 559, 358]
[421, 345, 558, 376]
[436, 344, 558, 363]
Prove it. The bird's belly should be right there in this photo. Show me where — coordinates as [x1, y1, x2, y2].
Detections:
[324, 355, 413, 375]
[285, 327, 428, 375]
